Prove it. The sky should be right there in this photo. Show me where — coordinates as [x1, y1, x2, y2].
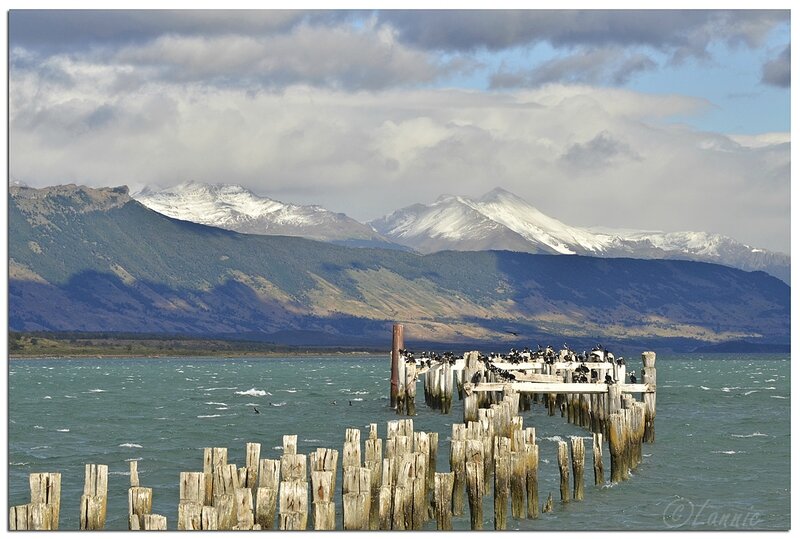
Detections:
[7, 8, 792, 254]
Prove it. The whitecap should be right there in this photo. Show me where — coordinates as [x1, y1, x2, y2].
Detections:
[765, 378, 777, 382]
[770, 395, 788, 399]
[712, 450, 741, 455]
[33, 425, 44, 430]
[205, 387, 237, 391]
[43, 396, 52, 399]
[303, 439, 323, 443]
[197, 414, 222, 418]
[543, 435, 563, 442]
[699, 386, 710, 390]
[270, 402, 287, 407]
[119, 443, 143, 448]
[541, 459, 550, 464]
[88, 389, 106, 393]
[125, 457, 143, 462]
[10, 462, 30, 466]
[235, 388, 269, 397]
[109, 471, 131, 476]
[763, 386, 776, 390]
[205, 402, 228, 406]
[744, 390, 758, 396]
[282, 389, 297, 393]
[351, 398, 364, 402]
[31, 445, 50, 450]
[273, 446, 283, 451]
[216, 407, 229, 410]
[732, 432, 768, 438]
[56, 428, 70, 432]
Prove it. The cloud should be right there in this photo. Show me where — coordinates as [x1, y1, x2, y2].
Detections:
[762, 45, 790, 87]
[380, 10, 787, 59]
[491, 47, 658, 88]
[561, 131, 641, 168]
[8, 65, 789, 253]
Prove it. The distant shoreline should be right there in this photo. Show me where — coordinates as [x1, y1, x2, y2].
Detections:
[9, 350, 381, 360]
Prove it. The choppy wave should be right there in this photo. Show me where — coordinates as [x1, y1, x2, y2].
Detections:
[31, 445, 50, 450]
[197, 414, 222, 418]
[43, 396, 52, 399]
[270, 402, 287, 407]
[732, 432, 768, 438]
[205, 401, 228, 406]
[700, 386, 710, 390]
[88, 389, 106, 393]
[744, 390, 758, 396]
[235, 388, 270, 397]
[543, 435, 564, 442]
[119, 443, 143, 448]
[10, 462, 29, 466]
[56, 428, 70, 432]
[33, 425, 44, 430]
[770, 395, 788, 399]
[712, 450, 743, 455]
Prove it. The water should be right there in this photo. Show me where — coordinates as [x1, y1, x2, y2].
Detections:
[8, 354, 790, 530]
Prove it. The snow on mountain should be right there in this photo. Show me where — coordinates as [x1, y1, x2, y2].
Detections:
[371, 187, 790, 283]
[133, 181, 396, 246]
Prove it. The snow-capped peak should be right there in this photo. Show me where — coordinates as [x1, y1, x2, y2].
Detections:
[132, 181, 388, 244]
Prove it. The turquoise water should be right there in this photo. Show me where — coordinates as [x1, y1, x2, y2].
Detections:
[7, 354, 790, 530]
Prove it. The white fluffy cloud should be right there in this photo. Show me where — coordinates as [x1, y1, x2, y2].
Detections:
[9, 52, 790, 253]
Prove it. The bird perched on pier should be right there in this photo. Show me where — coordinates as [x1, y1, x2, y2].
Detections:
[629, 372, 637, 384]
[605, 373, 614, 384]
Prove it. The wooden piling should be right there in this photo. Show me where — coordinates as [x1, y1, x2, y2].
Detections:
[434, 472, 454, 530]
[233, 488, 254, 529]
[143, 514, 167, 530]
[343, 466, 371, 530]
[29, 472, 61, 529]
[391, 324, 404, 409]
[542, 492, 553, 513]
[642, 351, 657, 443]
[593, 432, 604, 485]
[255, 458, 280, 530]
[80, 464, 108, 530]
[128, 487, 152, 530]
[449, 439, 466, 516]
[570, 436, 586, 501]
[524, 443, 539, 519]
[178, 471, 205, 530]
[493, 436, 511, 530]
[510, 450, 526, 520]
[129, 461, 139, 487]
[201, 505, 218, 530]
[404, 361, 417, 416]
[278, 480, 308, 530]
[608, 412, 626, 482]
[245, 442, 261, 489]
[310, 470, 335, 530]
[465, 461, 484, 530]
[557, 441, 570, 503]
[365, 428, 383, 530]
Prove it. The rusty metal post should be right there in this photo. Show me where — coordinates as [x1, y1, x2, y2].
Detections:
[391, 324, 404, 409]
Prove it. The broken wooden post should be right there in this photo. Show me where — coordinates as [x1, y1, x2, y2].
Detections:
[608, 412, 627, 482]
[570, 436, 586, 501]
[493, 436, 511, 530]
[29, 472, 61, 529]
[510, 449, 526, 520]
[278, 480, 308, 530]
[593, 432, 605, 485]
[310, 469, 335, 530]
[255, 458, 280, 530]
[449, 438, 466, 516]
[365, 426, 383, 530]
[434, 472, 454, 530]
[234, 488, 255, 530]
[177, 472, 205, 530]
[143, 514, 167, 530]
[343, 465, 371, 530]
[128, 487, 152, 530]
[80, 464, 108, 530]
[404, 360, 417, 416]
[245, 442, 261, 490]
[525, 443, 539, 519]
[465, 438, 484, 530]
[557, 441, 570, 503]
[642, 351, 657, 443]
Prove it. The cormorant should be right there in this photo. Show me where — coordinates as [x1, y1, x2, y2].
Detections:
[253, 406, 260, 414]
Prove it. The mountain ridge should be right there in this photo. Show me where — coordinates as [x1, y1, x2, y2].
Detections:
[370, 187, 790, 283]
[9, 184, 790, 349]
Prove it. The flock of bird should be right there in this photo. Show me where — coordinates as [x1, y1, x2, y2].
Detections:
[399, 343, 637, 385]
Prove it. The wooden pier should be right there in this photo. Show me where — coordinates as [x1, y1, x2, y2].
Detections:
[10, 330, 657, 531]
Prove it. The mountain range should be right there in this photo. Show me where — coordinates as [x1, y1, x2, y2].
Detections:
[369, 187, 791, 284]
[9, 184, 790, 350]
[133, 182, 789, 284]
[134, 181, 403, 250]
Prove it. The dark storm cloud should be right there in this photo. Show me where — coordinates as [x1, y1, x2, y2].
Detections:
[9, 10, 359, 52]
[761, 45, 790, 88]
[491, 48, 658, 88]
[379, 10, 787, 59]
